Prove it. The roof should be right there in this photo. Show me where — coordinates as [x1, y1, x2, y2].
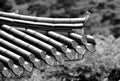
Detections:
[0, 11, 95, 77]
[0, 11, 90, 30]
[0, 11, 89, 24]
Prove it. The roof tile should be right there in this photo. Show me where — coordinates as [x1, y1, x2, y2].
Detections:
[0, 12, 96, 77]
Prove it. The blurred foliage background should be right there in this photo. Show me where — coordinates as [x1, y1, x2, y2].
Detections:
[1, 0, 120, 81]
[1, 0, 120, 37]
